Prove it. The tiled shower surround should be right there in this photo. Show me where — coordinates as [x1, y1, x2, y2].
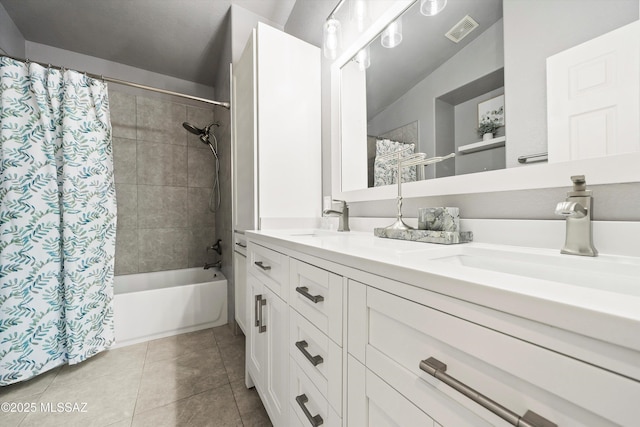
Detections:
[110, 90, 219, 275]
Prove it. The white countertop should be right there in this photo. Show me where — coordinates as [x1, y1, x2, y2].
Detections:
[245, 228, 640, 353]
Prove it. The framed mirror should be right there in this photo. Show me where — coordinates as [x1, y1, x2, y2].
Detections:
[331, 0, 640, 202]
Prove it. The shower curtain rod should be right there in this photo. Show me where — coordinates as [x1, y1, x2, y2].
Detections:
[0, 54, 231, 110]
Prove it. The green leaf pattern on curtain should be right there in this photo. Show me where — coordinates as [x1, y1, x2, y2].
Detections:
[0, 57, 116, 385]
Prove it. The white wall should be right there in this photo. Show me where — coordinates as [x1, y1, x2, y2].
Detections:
[0, 2, 25, 57]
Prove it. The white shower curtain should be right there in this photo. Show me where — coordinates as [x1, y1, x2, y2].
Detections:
[0, 57, 117, 385]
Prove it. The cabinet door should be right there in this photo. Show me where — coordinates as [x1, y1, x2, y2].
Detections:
[262, 285, 289, 427]
[255, 22, 321, 221]
[246, 274, 266, 387]
[234, 251, 247, 334]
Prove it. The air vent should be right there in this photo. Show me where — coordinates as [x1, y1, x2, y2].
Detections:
[445, 15, 479, 43]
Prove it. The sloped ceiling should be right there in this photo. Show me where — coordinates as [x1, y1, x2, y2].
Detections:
[0, 0, 297, 87]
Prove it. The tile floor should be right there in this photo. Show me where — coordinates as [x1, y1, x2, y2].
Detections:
[0, 326, 272, 427]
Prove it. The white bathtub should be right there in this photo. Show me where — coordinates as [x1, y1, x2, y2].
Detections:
[113, 267, 227, 347]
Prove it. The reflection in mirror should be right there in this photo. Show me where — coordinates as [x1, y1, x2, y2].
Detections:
[337, 0, 639, 196]
[340, 0, 504, 190]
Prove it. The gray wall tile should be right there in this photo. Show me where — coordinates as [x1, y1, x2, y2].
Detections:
[116, 184, 138, 230]
[186, 106, 215, 149]
[137, 97, 187, 146]
[111, 91, 219, 276]
[115, 229, 138, 275]
[109, 91, 136, 140]
[113, 137, 137, 184]
[137, 141, 187, 186]
[138, 186, 187, 229]
[188, 228, 218, 268]
[188, 147, 216, 188]
[138, 229, 189, 273]
[188, 187, 216, 228]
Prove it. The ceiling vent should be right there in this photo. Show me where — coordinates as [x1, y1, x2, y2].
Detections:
[445, 15, 479, 43]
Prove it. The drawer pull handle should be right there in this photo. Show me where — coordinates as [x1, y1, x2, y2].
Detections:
[295, 394, 323, 426]
[419, 357, 557, 427]
[296, 286, 324, 303]
[255, 295, 266, 333]
[254, 261, 271, 271]
[235, 242, 247, 248]
[295, 340, 324, 366]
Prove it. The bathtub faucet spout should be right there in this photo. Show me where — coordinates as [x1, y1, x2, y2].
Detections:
[204, 260, 222, 270]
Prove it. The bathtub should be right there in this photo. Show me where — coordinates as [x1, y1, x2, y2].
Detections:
[113, 267, 227, 347]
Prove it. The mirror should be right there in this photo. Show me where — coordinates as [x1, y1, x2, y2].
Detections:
[332, 0, 640, 200]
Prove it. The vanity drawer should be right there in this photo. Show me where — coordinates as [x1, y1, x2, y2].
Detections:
[248, 241, 289, 300]
[356, 283, 640, 427]
[289, 356, 341, 427]
[290, 308, 342, 416]
[289, 259, 343, 345]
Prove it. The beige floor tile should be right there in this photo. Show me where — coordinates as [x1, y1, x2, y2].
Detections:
[135, 347, 228, 414]
[20, 369, 141, 427]
[229, 379, 271, 426]
[107, 417, 133, 427]
[131, 384, 242, 427]
[146, 329, 216, 364]
[52, 343, 147, 386]
[0, 328, 256, 427]
[212, 325, 242, 347]
[0, 366, 61, 400]
[240, 409, 273, 427]
[229, 379, 261, 416]
[0, 392, 40, 427]
[218, 338, 245, 382]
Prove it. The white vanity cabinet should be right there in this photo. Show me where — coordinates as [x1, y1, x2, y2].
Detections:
[231, 19, 321, 356]
[347, 279, 640, 427]
[245, 232, 640, 427]
[288, 259, 344, 426]
[231, 22, 321, 233]
[246, 242, 290, 427]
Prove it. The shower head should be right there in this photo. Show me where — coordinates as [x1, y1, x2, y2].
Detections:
[183, 122, 205, 136]
[182, 122, 220, 136]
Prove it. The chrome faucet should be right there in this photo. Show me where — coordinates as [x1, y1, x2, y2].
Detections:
[554, 175, 597, 257]
[323, 199, 350, 232]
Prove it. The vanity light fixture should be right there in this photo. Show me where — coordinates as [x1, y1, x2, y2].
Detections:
[381, 17, 403, 48]
[323, 18, 342, 60]
[323, 0, 348, 59]
[355, 45, 371, 70]
[350, 0, 370, 32]
[420, 0, 448, 16]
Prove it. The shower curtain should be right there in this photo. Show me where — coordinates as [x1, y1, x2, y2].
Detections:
[0, 57, 117, 385]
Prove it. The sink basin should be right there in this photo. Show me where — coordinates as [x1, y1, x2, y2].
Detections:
[426, 246, 640, 296]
